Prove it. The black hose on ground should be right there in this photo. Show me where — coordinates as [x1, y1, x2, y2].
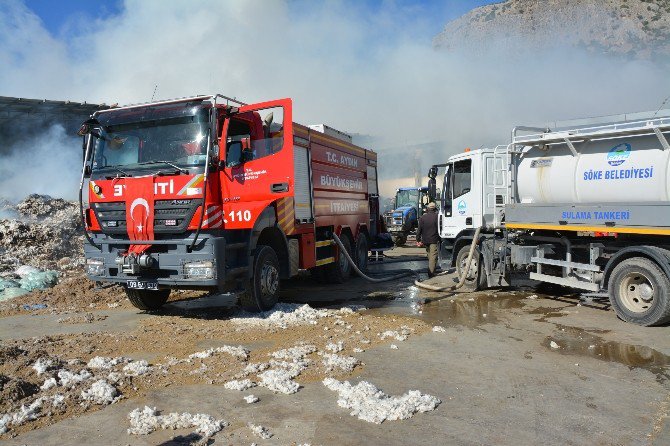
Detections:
[332, 233, 419, 283]
[413, 227, 483, 293]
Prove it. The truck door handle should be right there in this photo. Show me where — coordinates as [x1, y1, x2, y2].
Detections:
[271, 183, 289, 193]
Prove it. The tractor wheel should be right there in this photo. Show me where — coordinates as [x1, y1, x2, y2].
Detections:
[394, 234, 407, 247]
[325, 233, 353, 284]
[125, 288, 170, 311]
[239, 245, 280, 312]
[609, 257, 670, 326]
[353, 233, 369, 274]
[455, 244, 486, 291]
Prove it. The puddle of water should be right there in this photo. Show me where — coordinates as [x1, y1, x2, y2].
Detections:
[363, 290, 527, 329]
[545, 325, 670, 383]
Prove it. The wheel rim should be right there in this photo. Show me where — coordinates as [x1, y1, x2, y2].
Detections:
[618, 271, 654, 313]
[459, 252, 478, 281]
[260, 262, 279, 296]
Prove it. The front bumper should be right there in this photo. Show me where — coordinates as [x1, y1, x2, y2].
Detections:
[83, 232, 227, 288]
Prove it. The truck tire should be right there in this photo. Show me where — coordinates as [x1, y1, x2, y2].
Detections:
[354, 233, 369, 273]
[125, 288, 170, 311]
[239, 245, 280, 312]
[394, 234, 407, 247]
[608, 257, 670, 326]
[325, 233, 353, 283]
[456, 245, 486, 291]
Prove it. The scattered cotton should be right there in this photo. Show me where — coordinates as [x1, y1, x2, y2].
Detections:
[326, 341, 344, 353]
[248, 423, 273, 439]
[244, 394, 259, 404]
[234, 303, 360, 329]
[323, 378, 441, 424]
[80, 380, 118, 405]
[432, 326, 447, 333]
[390, 344, 398, 350]
[188, 345, 249, 360]
[550, 341, 560, 349]
[123, 360, 151, 376]
[257, 369, 300, 394]
[379, 330, 409, 341]
[353, 348, 364, 353]
[271, 345, 316, 361]
[127, 406, 227, 437]
[40, 377, 57, 391]
[57, 369, 92, 388]
[224, 379, 257, 391]
[32, 358, 53, 375]
[87, 356, 129, 369]
[52, 394, 66, 407]
[321, 353, 359, 372]
[0, 397, 46, 434]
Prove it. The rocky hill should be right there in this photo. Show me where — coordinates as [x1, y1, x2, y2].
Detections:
[433, 0, 670, 59]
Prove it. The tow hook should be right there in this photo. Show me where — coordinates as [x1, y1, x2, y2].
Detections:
[115, 254, 156, 274]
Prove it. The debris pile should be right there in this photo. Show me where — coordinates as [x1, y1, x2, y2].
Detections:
[0, 194, 82, 273]
[322, 378, 441, 424]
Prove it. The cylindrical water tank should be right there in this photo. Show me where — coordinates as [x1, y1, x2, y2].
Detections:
[516, 133, 669, 204]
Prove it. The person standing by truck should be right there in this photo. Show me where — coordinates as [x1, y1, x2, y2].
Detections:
[416, 202, 440, 277]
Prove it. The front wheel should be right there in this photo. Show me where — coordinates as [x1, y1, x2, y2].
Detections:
[609, 257, 670, 326]
[455, 244, 486, 290]
[239, 245, 280, 312]
[394, 234, 407, 247]
[125, 288, 170, 311]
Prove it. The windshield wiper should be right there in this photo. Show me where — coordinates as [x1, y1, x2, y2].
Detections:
[104, 166, 131, 178]
[137, 160, 189, 174]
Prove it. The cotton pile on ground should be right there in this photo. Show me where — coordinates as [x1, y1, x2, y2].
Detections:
[322, 378, 441, 424]
[127, 406, 227, 437]
[0, 303, 430, 437]
[0, 195, 83, 273]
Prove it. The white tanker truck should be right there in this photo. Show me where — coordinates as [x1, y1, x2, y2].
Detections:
[428, 115, 670, 326]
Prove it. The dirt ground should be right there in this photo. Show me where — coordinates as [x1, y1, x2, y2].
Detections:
[1, 245, 669, 445]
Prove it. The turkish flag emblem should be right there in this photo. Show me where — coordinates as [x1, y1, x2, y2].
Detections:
[124, 177, 155, 254]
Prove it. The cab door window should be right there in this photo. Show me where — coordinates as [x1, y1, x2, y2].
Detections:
[224, 106, 284, 167]
[452, 159, 472, 198]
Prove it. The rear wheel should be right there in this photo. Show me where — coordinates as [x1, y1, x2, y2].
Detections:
[325, 233, 352, 283]
[353, 233, 369, 274]
[125, 288, 170, 311]
[456, 244, 486, 290]
[609, 257, 670, 326]
[239, 245, 280, 312]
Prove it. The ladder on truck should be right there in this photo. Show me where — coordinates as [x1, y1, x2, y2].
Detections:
[492, 144, 513, 229]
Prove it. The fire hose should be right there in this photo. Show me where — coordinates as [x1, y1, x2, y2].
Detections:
[332, 233, 418, 282]
[413, 226, 482, 292]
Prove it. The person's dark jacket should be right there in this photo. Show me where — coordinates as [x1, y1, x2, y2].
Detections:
[416, 210, 440, 244]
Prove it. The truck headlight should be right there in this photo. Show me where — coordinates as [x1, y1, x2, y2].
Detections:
[184, 261, 215, 279]
[86, 258, 104, 276]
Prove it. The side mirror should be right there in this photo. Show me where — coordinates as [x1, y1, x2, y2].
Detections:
[428, 178, 436, 203]
[428, 166, 438, 179]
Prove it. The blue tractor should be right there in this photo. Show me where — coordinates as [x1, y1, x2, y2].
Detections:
[384, 186, 430, 246]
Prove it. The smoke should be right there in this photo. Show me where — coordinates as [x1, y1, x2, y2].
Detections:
[0, 125, 81, 201]
[1, 0, 669, 198]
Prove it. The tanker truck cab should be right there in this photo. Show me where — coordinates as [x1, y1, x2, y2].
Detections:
[433, 148, 505, 272]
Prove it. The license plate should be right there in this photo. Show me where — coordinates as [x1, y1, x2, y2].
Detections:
[126, 280, 158, 290]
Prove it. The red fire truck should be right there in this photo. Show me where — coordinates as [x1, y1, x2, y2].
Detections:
[78, 95, 382, 312]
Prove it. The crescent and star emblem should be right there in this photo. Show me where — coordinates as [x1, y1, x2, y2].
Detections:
[130, 198, 149, 233]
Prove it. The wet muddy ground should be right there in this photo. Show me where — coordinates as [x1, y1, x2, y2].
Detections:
[1, 246, 669, 445]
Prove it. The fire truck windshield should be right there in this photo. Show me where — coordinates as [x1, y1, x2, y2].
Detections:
[92, 104, 210, 174]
